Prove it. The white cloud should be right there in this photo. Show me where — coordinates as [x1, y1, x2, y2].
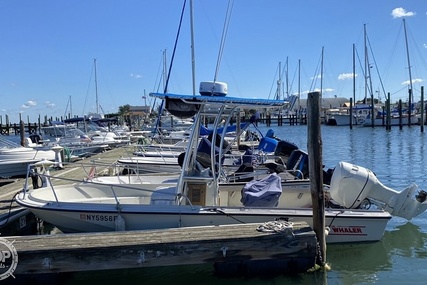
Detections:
[45, 101, 56, 108]
[338, 73, 357, 80]
[26, 100, 37, 106]
[401, 78, 423, 85]
[20, 100, 37, 109]
[391, 7, 416, 18]
[131, 73, 143, 79]
[424, 43, 427, 49]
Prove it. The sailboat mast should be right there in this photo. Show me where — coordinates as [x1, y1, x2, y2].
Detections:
[94, 58, 99, 114]
[364, 24, 368, 102]
[190, 0, 196, 95]
[285, 57, 289, 100]
[298, 59, 301, 110]
[162, 50, 167, 93]
[320, 46, 324, 97]
[353, 43, 356, 104]
[403, 18, 413, 114]
[276, 61, 282, 100]
[70, 95, 73, 117]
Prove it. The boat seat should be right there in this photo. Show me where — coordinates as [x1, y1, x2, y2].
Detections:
[151, 186, 178, 205]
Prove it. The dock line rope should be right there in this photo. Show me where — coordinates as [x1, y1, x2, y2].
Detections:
[256, 220, 294, 237]
[208, 208, 247, 224]
[0, 191, 20, 228]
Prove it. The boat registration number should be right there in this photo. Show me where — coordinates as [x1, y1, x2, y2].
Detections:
[80, 214, 118, 222]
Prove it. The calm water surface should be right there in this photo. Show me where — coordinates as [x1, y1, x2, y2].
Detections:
[6, 125, 427, 284]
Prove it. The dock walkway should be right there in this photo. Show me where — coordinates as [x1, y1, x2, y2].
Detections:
[3, 221, 316, 280]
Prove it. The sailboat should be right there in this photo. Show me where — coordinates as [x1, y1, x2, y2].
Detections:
[362, 20, 419, 127]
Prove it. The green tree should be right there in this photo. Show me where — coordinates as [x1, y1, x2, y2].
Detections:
[118, 104, 131, 125]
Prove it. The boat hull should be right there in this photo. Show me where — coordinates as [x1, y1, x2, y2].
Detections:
[0, 159, 39, 178]
[16, 191, 390, 244]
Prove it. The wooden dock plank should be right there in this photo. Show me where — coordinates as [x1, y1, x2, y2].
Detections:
[4, 221, 317, 275]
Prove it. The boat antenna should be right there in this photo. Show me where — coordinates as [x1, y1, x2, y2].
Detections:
[212, 0, 234, 84]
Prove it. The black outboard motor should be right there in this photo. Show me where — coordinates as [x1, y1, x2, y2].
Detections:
[274, 140, 298, 158]
[29, 134, 42, 144]
[286, 149, 309, 179]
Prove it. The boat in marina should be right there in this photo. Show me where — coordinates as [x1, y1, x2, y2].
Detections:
[15, 85, 427, 243]
[120, 115, 295, 175]
[1, 135, 55, 161]
[361, 107, 420, 127]
[38, 122, 109, 159]
[0, 135, 56, 178]
[0, 159, 41, 179]
[325, 104, 383, 126]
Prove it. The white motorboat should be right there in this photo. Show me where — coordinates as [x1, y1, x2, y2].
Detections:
[1, 135, 56, 161]
[119, 128, 290, 175]
[325, 104, 383, 126]
[362, 114, 419, 127]
[0, 159, 40, 178]
[39, 123, 109, 159]
[0, 135, 56, 178]
[15, 86, 427, 243]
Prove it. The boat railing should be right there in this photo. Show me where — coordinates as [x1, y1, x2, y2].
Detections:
[0, 135, 22, 148]
[133, 145, 182, 159]
[21, 162, 183, 206]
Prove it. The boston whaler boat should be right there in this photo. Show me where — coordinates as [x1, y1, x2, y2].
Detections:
[15, 82, 427, 243]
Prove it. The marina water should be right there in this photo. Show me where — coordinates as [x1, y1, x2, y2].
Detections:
[4, 124, 427, 284]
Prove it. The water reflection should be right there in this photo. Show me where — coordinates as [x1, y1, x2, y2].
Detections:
[383, 223, 427, 259]
[327, 222, 427, 284]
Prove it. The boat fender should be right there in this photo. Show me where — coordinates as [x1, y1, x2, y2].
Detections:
[115, 215, 126, 231]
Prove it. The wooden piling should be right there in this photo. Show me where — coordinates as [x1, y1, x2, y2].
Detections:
[386, 93, 391, 131]
[19, 120, 25, 146]
[306, 91, 326, 267]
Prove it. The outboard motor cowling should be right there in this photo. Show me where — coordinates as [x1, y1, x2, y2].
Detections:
[330, 161, 427, 220]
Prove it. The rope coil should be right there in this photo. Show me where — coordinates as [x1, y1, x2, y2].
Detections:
[257, 220, 294, 237]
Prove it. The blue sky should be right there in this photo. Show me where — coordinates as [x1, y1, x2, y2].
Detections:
[0, 0, 426, 123]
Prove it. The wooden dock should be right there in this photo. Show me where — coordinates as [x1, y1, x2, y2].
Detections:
[2, 221, 316, 281]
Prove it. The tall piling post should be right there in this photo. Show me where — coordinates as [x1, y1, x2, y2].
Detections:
[307, 91, 326, 268]
[19, 120, 25, 146]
